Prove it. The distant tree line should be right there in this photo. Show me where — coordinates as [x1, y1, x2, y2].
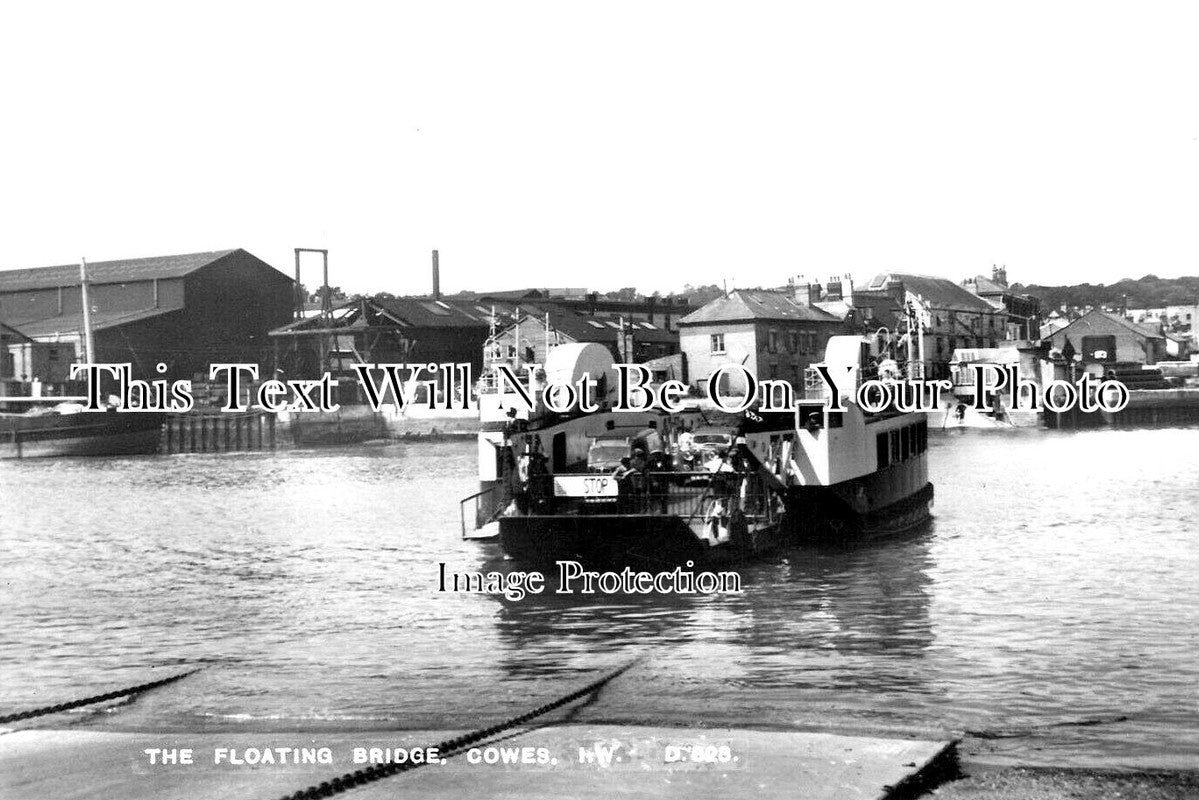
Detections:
[1014, 274, 1199, 310]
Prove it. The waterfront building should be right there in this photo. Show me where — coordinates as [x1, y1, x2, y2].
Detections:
[854, 273, 1006, 380]
[1045, 309, 1167, 365]
[468, 288, 693, 334]
[485, 304, 679, 370]
[676, 289, 845, 395]
[0, 249, 293, 381]
[961, 266, 1043, 340]
[0, 321, 30, 382]
[270, 295, 499, 383]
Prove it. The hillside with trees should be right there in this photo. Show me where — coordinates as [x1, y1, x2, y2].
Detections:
[1014, 275, 1199, 310]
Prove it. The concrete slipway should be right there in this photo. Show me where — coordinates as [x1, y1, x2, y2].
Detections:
[0, 725, 957, 800]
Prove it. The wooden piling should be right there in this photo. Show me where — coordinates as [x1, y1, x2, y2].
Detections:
[162, 412, 279, 454]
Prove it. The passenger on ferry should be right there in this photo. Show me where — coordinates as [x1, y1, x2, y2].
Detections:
[611, 456, 634, 512]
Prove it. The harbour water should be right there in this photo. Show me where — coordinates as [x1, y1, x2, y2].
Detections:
[1, 427, 1196, 770]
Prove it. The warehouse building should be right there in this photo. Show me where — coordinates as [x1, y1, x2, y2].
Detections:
[0, 249, 294, 382]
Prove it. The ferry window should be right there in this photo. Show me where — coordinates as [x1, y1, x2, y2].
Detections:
[890, 430, 901, 463]
[901, 426, 911, 460]
[827, 411, 843, 428]
[917, 420, 928, 452]
[877, 433, 890, 468]
[710, 334, 725, 353]
[798, 405, 823, 430]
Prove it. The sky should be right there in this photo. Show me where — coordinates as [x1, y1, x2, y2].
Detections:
[2, 2, 1198, 296]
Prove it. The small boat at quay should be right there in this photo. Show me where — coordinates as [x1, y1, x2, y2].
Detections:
[1, 259, 165, 459]
[0, 403, 164, 459]
[461, 336, 933, 570]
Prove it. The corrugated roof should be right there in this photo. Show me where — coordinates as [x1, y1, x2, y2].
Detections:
[677, 289, 842, 326]
[371, 297, 493, 329]
[540, 307, 678, 344]
[0, 250, 241, 292]
[869, 273, 998, 312]
[14, 306, 183, 338]
[0, 321, 33, 343]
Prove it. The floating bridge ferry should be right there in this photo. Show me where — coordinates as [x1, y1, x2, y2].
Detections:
[461, 336, 932, 569]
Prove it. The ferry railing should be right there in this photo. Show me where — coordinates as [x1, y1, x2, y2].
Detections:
[495, 471, 786, 529]
[460, 484, 507, 539]
[565, 471, 782, 525]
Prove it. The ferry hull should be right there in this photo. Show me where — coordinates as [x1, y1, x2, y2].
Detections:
[495, 481, 934, 567]
[499, 512, 790, 571]
[792, 481, 935, 541]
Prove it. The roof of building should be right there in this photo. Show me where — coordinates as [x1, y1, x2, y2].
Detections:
[0, 321, 33, 343]
[538, 306, 678, 344]
[866, 273, 998, 313]
[14, 307, 185, 338]
[0, 250, 250, 292]
[1048, 309, 1166, 341]
[370, 296, 497, 329]
[12, 306, 185, 339]
[964, 274, 1009, 295]
[677, 289, 842, 326]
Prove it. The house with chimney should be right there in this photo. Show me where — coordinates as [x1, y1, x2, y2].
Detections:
[677, 289, 846, 396]
[785, 273, 1009, 379]
[962, 266, 1043, 340]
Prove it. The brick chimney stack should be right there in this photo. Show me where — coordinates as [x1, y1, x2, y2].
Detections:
[825, 275, 843, 302]
[794, 275, 823, 307]
[992, 264, 1008, 287]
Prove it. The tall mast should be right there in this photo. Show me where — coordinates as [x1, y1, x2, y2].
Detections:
[79, 258, 96, 363]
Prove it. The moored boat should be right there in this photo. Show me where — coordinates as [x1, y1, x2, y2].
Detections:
[0, 404, 164, 459]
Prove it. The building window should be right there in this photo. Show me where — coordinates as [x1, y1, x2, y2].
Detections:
[787, 331, 798, 353]
[767, 329, 779, 353]
[710, 333, 725, 353]
[1081, 335, 1117, 363]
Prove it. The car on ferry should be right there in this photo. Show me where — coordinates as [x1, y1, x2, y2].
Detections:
[674, 425, 737, 479]
[586, 437, 630, 473]
[690, 427, 734, 454]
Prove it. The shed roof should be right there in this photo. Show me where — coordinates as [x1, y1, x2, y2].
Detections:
[13, 306, 184, 339]
[1048, 309, 1166, 341]
[678, 289, 842, 326]
[0, 321, 33, 343]
[0, 250, 245, 292]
